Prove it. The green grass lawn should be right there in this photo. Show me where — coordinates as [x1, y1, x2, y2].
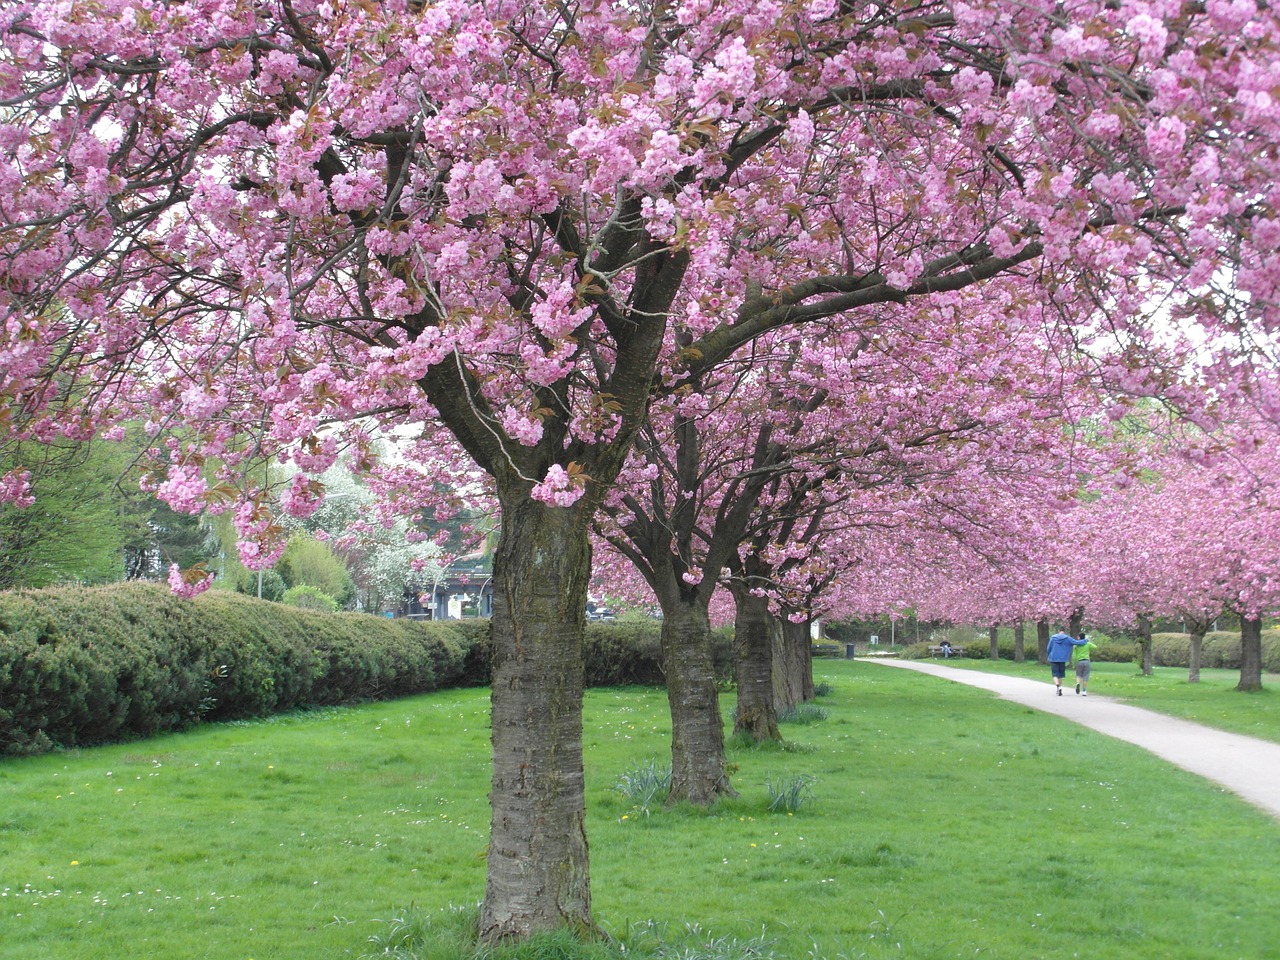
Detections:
[3, 662, 1279, 959]
[932, 655, 1280, 743]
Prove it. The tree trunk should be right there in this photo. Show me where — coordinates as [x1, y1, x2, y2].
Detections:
[1188, 625, 1205, 684]
[730, 584, 780, 741]
[776, 616, 815, 711]
[1069, 607, 1084, 638]
[1238, 615, 1264, 692]
[988, 623, 1000, 660]
[1013, 620, 1026, 663]
[480, 498, 594, 941]
[662, 595, 737, 804]
[1137, 612, 1154, 677]
[1036, 619, 1050, 665]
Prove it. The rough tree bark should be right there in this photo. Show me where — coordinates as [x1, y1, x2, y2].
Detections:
[1137, 612, 1154, 676]
[776, 615, 816, 711]
[1013, 620, 1026, 662]
[730, 582, 780, 741]
[1185, 613, 1214, 684]
[1188, 625, 1204, 683]
[481, 496, 594, 940]
[1237, 615, 1264, 692]
[988, 623, 1000, 660]
[660, 594, 737, 804]
[1037, 619, 1050, 664]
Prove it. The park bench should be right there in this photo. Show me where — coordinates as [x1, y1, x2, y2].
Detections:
[928, 645, 965, 658]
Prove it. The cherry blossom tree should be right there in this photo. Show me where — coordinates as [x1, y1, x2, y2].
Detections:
[1078, 420, 1280, 689]
[4, 0, 1280, 942]
[599, 282, 1093, 759]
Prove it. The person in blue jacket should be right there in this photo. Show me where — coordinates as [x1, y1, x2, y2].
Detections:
[1046, 630, 1088, 696]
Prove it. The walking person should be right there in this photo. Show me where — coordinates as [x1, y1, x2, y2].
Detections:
[1046, 630, 1088, 696]
[1072, 632, 1099, 696]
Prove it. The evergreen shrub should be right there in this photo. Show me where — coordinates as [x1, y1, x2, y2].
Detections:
[901, 636, 1140, 662]
[427, 617, 733, 688]
[280, 584, 339, 612]
[0, 587, 741, 756]
[0, 583, 469, 756]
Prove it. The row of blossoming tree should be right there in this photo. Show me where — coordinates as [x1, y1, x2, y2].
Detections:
[892, 405, 1280, 692]
[3, 0, 1279, 943]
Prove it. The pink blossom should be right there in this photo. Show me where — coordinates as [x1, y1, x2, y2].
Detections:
[531, 464, 586, 507]
[280, 472, 324, 518]
[0, 469, 34, 507]
[168, 563, 214, 599]
[1124, 14, 1169, 61]
[501, 407, 546, 446]
[156, 463, 208, 514]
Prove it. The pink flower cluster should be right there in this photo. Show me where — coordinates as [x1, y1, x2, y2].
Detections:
[0, 469, 34, 508]
[168, 563, 214, 599]
[531, 464, 586, 508]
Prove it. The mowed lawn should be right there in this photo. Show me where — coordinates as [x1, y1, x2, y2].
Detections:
[1, 659, 1278, 960]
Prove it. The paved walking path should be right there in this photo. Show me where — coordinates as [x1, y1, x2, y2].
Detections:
[869, 658, 1280, 822]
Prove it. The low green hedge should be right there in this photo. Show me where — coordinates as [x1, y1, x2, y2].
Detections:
[901, 637, 1140, 663]
[900, 630, 1279, 671]
[457, 617, 733, 687]
[0, 583, 469, 756]
[0, 586, 735, 756]
[1150, 631, 1280, 672]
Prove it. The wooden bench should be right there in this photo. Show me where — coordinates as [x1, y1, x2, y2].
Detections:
[928, 645, 965, 658]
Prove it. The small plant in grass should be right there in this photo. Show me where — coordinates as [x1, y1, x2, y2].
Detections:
[778, 704, 828, 725]
[362, 909, 786, 960]
[766, 774, 815, 814]
[728, 731, 809, 753]
[362, 904, 496, 960]
[615, 758, 672, 816]
[625, 920, 782, 960]
[812, 682, 834, 698]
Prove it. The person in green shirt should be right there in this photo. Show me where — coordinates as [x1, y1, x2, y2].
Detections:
[1072, 633, 1099, 696]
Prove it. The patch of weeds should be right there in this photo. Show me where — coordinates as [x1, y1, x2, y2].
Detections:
[615, 758, 672, 817]
[765, 774, 816, 814]
[363, 911, 785, 960]
[361, 904, 478, 959]
[865, 908, 905, 954]
[812, 682, 834, 698]
[728, 732, 808, 753]
[625, 920, 783, 960]
[778, 705, 828, 725]
[479, 928, 617, 960]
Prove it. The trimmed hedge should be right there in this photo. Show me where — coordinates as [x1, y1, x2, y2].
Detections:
[456, 617, 733, 688]
[901, 637, 1140, 663]
[900, 631, 1279, 672]
[1150, 631, 1280, 672]
[0, 583, 468, 756]
[1, 586, 734, 756]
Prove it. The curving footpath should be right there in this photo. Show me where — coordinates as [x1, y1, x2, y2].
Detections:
[870, 658, 1280, 822]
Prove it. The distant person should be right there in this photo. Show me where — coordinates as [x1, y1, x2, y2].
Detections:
[1046, 630, 1088, 696]
[940, 639, 953, 658]
[1072, 632, 1099, 696]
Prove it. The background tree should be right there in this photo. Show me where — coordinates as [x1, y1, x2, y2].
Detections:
[0, 439, 127, 588]
[278, 532, 356, 608]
